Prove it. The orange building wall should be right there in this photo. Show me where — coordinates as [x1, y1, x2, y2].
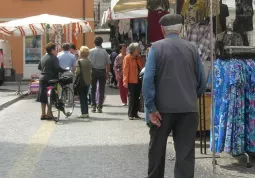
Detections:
[0, 0, 95, 75]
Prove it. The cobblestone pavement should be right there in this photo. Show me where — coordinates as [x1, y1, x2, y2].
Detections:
[0, 87, 254, 178]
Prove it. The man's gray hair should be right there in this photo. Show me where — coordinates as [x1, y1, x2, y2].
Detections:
[162, 24, 183, 35]
[128, 43, 140, 53]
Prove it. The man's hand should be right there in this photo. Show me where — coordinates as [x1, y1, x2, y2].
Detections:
[149, 111, 162, 127]
[123, 83, 128, 88]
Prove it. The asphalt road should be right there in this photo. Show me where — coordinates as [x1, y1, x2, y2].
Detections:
[0, 87, 254, 178]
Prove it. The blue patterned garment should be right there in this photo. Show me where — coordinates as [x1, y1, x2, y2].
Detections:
[211, 59, 226, 153]
[211, 59, 253, 156]
[245, 60, 255, 152]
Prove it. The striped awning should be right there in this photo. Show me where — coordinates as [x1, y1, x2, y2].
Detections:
[0, 14, 92, 36]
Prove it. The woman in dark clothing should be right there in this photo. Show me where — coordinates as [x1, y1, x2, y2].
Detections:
[37, 42, 67, 120]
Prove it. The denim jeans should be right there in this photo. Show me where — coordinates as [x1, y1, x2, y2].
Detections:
[133, 19, 147, 35]
[78, 85, 89, 114]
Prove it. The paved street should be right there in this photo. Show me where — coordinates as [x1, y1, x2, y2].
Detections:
[0, 82, 28, 110]
[0, 87, 255, 178]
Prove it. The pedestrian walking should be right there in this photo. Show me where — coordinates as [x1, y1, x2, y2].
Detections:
[58, 43, 76, 71]
[88, 36, 111, 113]
[110, 49, 118, 88]
[37, 42, 67, 120]
[70, 43, 79, 61]
[143, 14, 206, 178]
[123, 43, 144, 120]
[69, 43, 80, 103]
[114, 44, 128, 106]
[74, 46, 92, 118]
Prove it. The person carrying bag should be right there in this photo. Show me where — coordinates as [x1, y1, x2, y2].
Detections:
[74, 46, 92, 118]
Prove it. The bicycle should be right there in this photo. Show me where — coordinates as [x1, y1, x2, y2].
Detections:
[47, 72, 74, 123]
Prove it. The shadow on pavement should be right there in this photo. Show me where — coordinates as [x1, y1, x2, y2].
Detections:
[0, 142, 149, 178]
[90, 117, 124, 121]
[1, 141, 254, 178]
[56, 117, 124, 125]
[220, 161, 255, 174]
[103, 111, 127, 116]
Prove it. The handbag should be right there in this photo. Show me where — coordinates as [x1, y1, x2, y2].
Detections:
[139, 93, 144, 113]
[73, 61, 86, 94]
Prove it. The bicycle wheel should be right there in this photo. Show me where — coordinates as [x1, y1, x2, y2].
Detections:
[48, 87, 60, 122]
[61, 86, 74, 117]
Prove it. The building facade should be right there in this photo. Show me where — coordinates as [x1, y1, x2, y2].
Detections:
[0, 0, 95, 79]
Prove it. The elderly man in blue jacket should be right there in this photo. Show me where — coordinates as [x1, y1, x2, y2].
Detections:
[143, 14, 206, 178]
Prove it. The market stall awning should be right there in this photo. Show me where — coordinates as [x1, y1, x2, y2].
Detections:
[110, 0, 177, 20]
[111, 9, 148, 20]
[111, 0, 176, 13]
[111, 0, 147, 13]
[0, 14, 92, 36]
[111, 0, 148, 19]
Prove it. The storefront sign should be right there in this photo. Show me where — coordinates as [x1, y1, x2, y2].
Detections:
[24, 35, 42, 64]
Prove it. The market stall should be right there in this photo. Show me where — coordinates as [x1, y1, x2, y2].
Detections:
[111, 0, 255, 172]
[0, 14, 92, 79]
[108, 0, 178, 59]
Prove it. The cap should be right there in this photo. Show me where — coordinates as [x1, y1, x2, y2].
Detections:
[159, 14, 182, 26]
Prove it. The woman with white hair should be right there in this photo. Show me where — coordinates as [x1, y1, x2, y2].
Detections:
[123, 43, 144, 120]
[75, 46, 92, 118]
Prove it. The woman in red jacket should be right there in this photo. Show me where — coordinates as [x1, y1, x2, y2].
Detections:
[114, 44, 128, 106]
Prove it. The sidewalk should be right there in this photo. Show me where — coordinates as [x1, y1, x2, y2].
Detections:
[0, 82, 29, 111]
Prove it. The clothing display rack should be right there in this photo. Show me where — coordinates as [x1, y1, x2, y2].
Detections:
[211, 46, 255, 168]
[210, 0, 255, 172]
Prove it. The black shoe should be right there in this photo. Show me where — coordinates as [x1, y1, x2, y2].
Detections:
[97, 107, 103, 113]
[91, 106, 96, 113]
[134, 115, 142, 119]
[41, 117, 47, 120]
[129, 117, 134, 120]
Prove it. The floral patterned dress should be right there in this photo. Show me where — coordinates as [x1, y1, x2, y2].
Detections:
[211, 59, 246, 156]
[245, 60, 255, 152]
[211, 59, 226, 153]
[224, 60, 245, 155]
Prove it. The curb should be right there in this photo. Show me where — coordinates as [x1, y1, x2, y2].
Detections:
[0, 92, 29, 111]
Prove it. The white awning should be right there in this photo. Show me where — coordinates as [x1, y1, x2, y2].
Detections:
[0, 14, 92, 36]
[111, 9, 148, 20]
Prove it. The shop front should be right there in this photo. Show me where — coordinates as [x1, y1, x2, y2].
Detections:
[0, 0, 95, 80]
[23, 35, 42, 79]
